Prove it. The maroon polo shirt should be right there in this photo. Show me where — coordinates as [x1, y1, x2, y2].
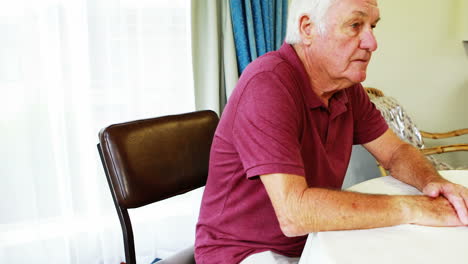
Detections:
[195, 43, 388, 264]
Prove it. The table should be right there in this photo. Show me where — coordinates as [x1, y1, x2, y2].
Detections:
[299, 170, 468, 264]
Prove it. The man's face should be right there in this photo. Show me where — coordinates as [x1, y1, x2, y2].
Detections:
[311, 0, 380, 85]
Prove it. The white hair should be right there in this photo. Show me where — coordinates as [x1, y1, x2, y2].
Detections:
[285, 0, 337, 44]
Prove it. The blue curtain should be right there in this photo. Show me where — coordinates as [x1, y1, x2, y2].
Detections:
[230, 0, 288, 74]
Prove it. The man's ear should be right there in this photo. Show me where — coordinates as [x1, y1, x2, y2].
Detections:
[298, 15, 315, 45]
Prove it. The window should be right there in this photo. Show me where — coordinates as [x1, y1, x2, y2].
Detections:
[0, 0, 195, 262]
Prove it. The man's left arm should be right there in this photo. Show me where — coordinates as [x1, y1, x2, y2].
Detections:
[363, 128, 468, 225]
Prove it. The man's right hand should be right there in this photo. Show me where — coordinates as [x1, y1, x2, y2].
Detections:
[404, 196, 465, 227]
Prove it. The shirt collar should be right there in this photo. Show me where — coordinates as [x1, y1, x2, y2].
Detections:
[278, 42, 350, 117]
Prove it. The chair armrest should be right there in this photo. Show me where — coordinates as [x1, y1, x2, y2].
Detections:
[420, 129, 468, 139]
[420, 144, 468, 155]
[375, 144, 468, 176]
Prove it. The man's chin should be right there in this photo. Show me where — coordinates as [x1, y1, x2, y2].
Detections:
[337, 71, 368, 86]
[350, 71, 367, 83]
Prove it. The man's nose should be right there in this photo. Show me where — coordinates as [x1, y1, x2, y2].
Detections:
[360, 30, 378, 52]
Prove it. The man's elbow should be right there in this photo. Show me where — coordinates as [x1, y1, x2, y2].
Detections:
[277, 214, 309, 237]
[385, 143, 417, 170]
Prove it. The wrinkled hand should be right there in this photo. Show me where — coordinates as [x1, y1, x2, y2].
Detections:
[423, 179, 468, 225]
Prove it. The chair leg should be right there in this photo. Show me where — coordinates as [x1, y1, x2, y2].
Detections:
[97, 144, 137, 264]
[377, 162, 388, 176]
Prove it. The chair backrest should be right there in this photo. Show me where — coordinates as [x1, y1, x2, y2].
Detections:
[97, 110, 219, 264]
[365, 87, 424, 149]
[364, 88, 458, 172]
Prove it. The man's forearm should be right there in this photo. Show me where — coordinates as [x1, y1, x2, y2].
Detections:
[261, 173, 463, 237]
[288, 188, 407, 235]
[386, 143, 441, 191]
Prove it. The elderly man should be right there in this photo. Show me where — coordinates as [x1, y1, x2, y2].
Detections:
[195, 0, 468, 263]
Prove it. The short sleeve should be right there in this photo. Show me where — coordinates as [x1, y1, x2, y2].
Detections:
[351, 84, 389, 144]
[232, 72, 306, 179]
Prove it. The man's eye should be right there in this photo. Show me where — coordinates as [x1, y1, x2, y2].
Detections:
[371, 25, 377, 29]
[351, 23, 361, 29]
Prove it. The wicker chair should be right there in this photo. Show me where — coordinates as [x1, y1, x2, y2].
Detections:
[364, 87, 468, 176]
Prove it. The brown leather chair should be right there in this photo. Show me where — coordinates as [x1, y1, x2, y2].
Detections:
[97, 110, 219, 264]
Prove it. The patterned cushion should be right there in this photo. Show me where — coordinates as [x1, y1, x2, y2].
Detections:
[369, 95, 454, 171]
[370, 96, 424, 148]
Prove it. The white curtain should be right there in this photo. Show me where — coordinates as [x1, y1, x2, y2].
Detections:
[191, 0, 238, 114]
[0, 0, 200, 263]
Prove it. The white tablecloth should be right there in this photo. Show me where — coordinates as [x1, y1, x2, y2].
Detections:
[299, 170, 468, 264]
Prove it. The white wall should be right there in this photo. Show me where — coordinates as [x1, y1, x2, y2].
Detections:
[363, 0, 468, 167]
[288, 0, 467, 187]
